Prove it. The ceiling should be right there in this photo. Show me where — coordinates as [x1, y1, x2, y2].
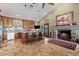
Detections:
[0, 3, 55, 21]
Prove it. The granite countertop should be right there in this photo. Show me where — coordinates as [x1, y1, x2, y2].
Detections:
[3, 28, 42, 34]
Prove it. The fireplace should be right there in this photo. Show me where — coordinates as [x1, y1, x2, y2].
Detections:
[53, 26, 79, 43]
[57, 30, 71, 41]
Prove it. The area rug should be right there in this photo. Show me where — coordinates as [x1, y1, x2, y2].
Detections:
[48, 38, 77, 50]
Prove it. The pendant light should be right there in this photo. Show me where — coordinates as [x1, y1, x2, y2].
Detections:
[37, 9, 39, 21]
[35, 9, 39, 25]
[28, 4, 33, 20]
[34, 9, 40, 29]
[24, 4, 27, 20]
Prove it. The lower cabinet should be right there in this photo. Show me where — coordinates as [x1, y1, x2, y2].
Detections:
[15, 32, 43, 44]
[21, 33, 29, 44]
[3, 32, 7, 41]
[15, 32, 22, 39]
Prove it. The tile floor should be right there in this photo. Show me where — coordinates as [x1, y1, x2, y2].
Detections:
[0, 39, 79, 56]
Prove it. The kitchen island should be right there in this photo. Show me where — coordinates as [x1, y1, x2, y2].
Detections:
[3, 27, 43, 44]
[16, 31, 43, 44]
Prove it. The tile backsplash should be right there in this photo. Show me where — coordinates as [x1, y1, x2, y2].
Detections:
[14, 27, 23, 32]
[4, 27, 23, 33]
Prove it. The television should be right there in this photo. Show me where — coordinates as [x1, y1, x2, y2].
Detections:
[34, 25, 40, 29]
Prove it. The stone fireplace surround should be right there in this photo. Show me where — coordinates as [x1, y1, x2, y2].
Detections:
[53, 26, 79, 43]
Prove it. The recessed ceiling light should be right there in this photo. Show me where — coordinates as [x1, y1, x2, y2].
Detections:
[29, 17, 31, 19]
[54, 3, 56, 5]
[16, 14, 19, 17]
[5, 12, 8, 15]
[43, 12, 46, 15]
[37, 18, 39, 21]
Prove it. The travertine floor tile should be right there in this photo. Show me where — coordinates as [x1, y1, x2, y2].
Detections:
[0, 39, 79, 56]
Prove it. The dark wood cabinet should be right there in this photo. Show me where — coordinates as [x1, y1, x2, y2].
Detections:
[21, 32, 43, 44]
[3, 32, 7, 41]
[0, 16, 2, 20]
[29, 21, 35, 28]
[21, 33, 29, 44]
[23, 20, 27, 28]
[7, 18, 12, 27]
[15, 33, 22, 39]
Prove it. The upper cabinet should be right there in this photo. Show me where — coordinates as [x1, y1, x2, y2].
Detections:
[0, 16, 2, 21]
[0, 16, 1, 20]
[29, 21, 35, 28]
[23, 20, 35, 29]
[0, 16, 3, 22]
[0, 15, 35, 28]
[23, 20, 28, 28]
[2, 17, 13, 28]
[7, 18, 12, 27]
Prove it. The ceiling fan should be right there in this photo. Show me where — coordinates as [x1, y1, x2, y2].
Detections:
[24, 3, 55, 9]
[42, 3, 55, 8]
[32, 3, 55, 8]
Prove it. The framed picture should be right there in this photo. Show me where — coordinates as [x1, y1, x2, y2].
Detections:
[56, 11, 74, 26]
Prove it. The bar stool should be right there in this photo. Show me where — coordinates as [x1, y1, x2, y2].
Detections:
[28, 32, 33, 43]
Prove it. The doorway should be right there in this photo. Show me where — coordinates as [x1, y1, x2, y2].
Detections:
[44, 23, 49, 37]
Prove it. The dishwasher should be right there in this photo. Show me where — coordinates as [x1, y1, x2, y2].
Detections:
[7, 28, 15, 47]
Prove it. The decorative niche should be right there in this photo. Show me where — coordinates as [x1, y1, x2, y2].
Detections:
[56, 11, 74, 26]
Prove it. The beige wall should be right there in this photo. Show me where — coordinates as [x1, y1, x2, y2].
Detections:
[39, 3, 79, 36]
